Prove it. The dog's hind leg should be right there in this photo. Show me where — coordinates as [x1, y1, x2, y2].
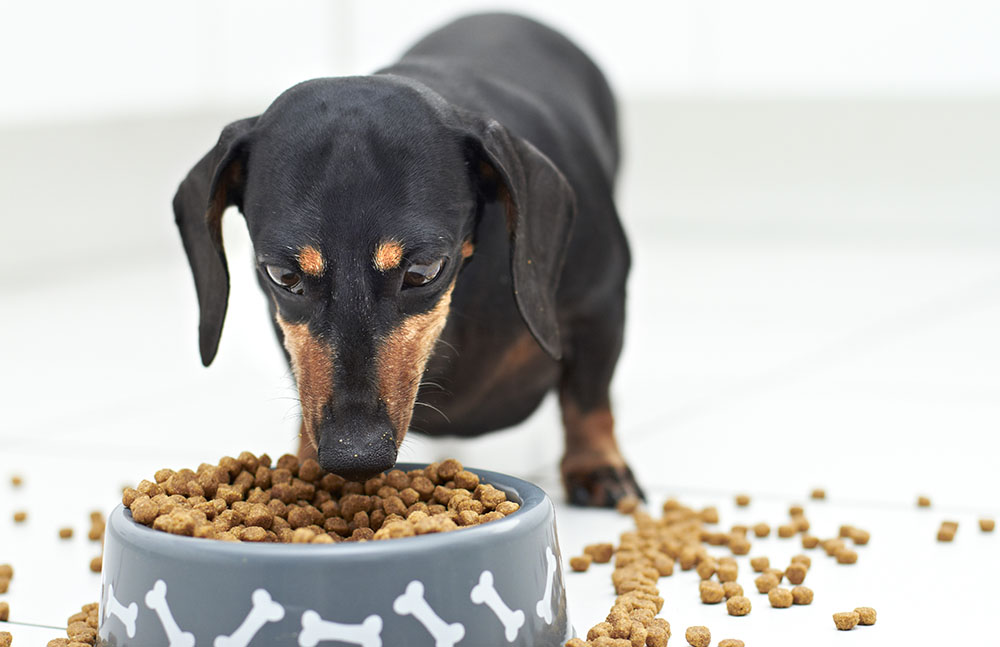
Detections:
[558, 303, 644, 507]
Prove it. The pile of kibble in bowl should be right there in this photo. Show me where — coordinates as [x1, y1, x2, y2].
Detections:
[121, 454, 519, 543]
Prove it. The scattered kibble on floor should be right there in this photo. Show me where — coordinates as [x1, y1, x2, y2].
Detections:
[980, 518, 995, 532]
[917, 495, 931, 507]
[12, 511, 26, 523]
[833, 611, 860, 630]
[855, 606, 877, 625]
[685, 625, 710, 647]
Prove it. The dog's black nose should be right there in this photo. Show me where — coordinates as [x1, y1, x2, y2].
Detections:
[316, 406, 398, 481]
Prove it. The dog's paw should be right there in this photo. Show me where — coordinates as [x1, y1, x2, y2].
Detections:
[562, 464, 645, 508]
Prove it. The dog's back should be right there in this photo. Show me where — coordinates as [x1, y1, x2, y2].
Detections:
[383, 13, 619, 186]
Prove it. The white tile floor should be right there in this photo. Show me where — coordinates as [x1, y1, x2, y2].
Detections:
[2, 100, 999, 645]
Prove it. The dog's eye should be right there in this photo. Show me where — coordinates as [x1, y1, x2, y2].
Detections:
[265, 265, 304, 295]
[402, 258, 444, 288]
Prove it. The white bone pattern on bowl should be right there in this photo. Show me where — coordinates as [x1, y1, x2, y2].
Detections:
[107, 541, 558, 646]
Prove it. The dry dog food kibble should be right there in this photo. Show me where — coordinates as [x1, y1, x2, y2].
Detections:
[768, 587, 793, 608]
[89, 556, 102, 573]
[750, 556, 769, 572]
[10, 475, 22, 487]
[125, 455, 516, 543]
[777, 524, 795, 538]
[835, 548, 858, 564]
[685, 626, 710, 647]
[938, 521, 958, 542]
[791, 585, 813, 605]
[722, 581, 744, 599]
[833, 611, 860, 630]
[59, 527, 74, 539]
[854, 606, 876, 625]
[752, 522, 770, 538]
[726, 595, 751, 616]
[0, 631, 11, 647]
[584, 543, 614, 564]
[718, 641, 744, 647]
[785, 562, 807, 584]
[917, 495, 931, 507]
[616, 495, 641, 514]
[810, 488, 826, 500]
[754, 573, 779, 594]
[981, 518, 995, 532]
[570, 555, 593, 572]
[735, 494, 750, 507]
[0, 602, 8, 621]
[699, 580, 725, 604]
[12, 511, 26, 523]
[801, 534, 819, 549]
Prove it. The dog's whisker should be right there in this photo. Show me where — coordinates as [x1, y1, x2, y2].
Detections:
[413, 400, 450, 423]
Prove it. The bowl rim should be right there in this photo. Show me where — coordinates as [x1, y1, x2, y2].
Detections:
[109, 463, 551, 558]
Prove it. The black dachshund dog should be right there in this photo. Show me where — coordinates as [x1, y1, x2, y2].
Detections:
[174, 13, 641, 506]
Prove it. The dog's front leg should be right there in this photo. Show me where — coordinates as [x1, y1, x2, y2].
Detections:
[558, 311, 644, 507]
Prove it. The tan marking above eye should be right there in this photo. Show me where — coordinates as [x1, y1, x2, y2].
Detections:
[297, 245, 325, 276]
[461, 240, 475, 258]
[373, 240, 404, 272]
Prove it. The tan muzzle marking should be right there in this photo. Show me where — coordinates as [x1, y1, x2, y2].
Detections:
[276, 314, 335, 451]
[376, 282, 455, 439]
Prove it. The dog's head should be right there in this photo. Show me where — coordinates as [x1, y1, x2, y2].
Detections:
[173, 76, 575, 479]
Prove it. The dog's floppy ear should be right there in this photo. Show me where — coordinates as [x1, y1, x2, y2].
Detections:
[172, 117, 257, 366]
[465, 119, 576, 360]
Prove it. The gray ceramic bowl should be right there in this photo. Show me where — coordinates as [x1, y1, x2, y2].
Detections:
[98, 464, 571, 647]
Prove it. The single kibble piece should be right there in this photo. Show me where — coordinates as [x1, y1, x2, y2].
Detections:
[570, 555, 592, 572]
[585, 543, 615, 564]
[10, 475, 22, 487]
[729, 537, 751, 555]
[791, 554, 811, 568]
[917, 495, 931, 507]
[0, 601, 8, 621]
[616, 495, 641, 514]
[791, 585, 813, 605]
[718, 641, 744, 647]
[822, 538, 846, 556]
[700, 581, 725, 604]
[0, 564, 10, 580]
[980, 518, 995, 532]
[89, 556, 102, 573]
[849, 528, 870, 545]
[937, 525, 956, 541]
[58, 527, 74, 539]
[785, 562, 807, 584]
[735, 494, 750, 507]
[833, 611, 860, 630]
[685, 625, 710, 647]
[754, 573, 779, 593]
[838, 524, 854, 538]
[723, 581, 744, 599]
[717, 562, 738, 583]
[777, 524, 795, 538]
[768, 587, 793, 608]
[811, 488, 826, 500]
[854, 607, 877, 625]
[836, 548, 858, 564]
[753, 523, 770, 538]
[789, 504, 804, 516]
[750, 556, 770, 572]
[0, 630, 11, 647]
[801, 534, 819, 549]
[12, 511, 26, 523]
[726, 595, 751, 616]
